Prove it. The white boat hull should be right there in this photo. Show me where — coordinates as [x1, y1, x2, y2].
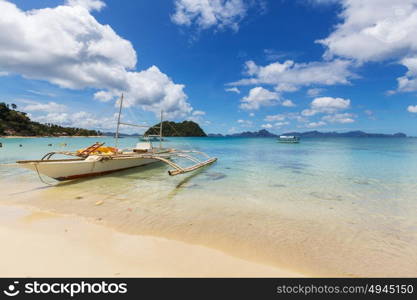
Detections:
[18, 156, 159, 181]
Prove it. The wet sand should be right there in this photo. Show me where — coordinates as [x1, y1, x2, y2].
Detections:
[1, 172, 416, 277]
[0, 205, 302, 277]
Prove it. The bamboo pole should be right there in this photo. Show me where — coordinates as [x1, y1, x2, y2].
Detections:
[159, 110, 163, 149]
[115, 93, 124, 149]
[168, 157, 217, 176]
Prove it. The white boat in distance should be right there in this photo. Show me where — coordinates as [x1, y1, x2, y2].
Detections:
[16, 95, 217, 181]
[278, 135, 300, 143]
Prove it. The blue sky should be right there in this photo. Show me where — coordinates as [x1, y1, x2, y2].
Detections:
[1, 0, 417, 135]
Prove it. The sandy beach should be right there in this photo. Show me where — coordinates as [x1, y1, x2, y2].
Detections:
[0, 204, 302, 277]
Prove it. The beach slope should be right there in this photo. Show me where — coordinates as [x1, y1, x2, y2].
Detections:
[0, 205, 302, 277]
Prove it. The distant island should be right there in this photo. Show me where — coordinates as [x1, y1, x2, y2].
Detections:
[145, 121, 207, 137]
[208, 130, 407, 138]
[209, 129, 276, 138]
[102, 121, 208, 137]
[282, 130, 407, 138]
[0, 102, 101, 137]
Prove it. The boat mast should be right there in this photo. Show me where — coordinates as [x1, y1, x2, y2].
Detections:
[115, 93, 124, 149]
[159, 110, 163, 149]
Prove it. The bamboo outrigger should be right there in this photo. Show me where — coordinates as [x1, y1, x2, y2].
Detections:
[15, 94, 217, 181]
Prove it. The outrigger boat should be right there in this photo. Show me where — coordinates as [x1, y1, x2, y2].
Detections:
[15, 95, 217, 181]
[140, 134, 167, 142]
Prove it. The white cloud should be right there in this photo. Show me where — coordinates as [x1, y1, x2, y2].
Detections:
[237, 119, 253, 126]
[24, 99, 117, 130]
[396, 57, 417, 92]
[230, 59, 355, 91]
[189, 109, 207, 123]
[171, 0, 255, 32]
[66, 0, 106, 11]
[316, 0, 417, 93]
[264, 114, 286, 122]
[31, 111, 117, 130]
[307, 88, 325, 97]
[23, 101, 67, 113]
[240, 87, 279, 110]
[225, 87, 241, 94]
[27, 90, 56, 97]
[308, 0, 339, 4]
[260, 121, 288, 129]
[274, 82, 299, 92]
[286, 112, 308, 123]
[407, 105, 417, 113]
[249, 112, 255, 117]
[322, 113, 355, 123]
[192, 110, 206, 116]
[266, 112, 308, 124]
[302, 96, 350, 116]
[282, 99, 296, 107]
[0, 1, 193, 119]
[228, 126, 238, 133]
[305, 121, 326, 128]
[274, 121, 289, 127]
[263, 49, 290, 61]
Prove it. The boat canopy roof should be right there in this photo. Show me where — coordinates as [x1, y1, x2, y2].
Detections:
[279, 135, 297, 139]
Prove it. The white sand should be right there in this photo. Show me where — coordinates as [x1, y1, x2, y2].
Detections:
[0, 205, 302, 277]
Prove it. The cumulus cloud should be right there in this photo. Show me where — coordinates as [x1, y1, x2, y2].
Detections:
[240, 87, 280, 110]
[66, 0, 106, 11]
[265, 112, 307, 124]
[237, 119, 253, 126]
[316, 0, 417, 93]
[261, 121, 288, 129]
[31, 111, 117, 130]
[171, 0, 256, 31]
[407, 105, 417, 113]
[302, 96, 350, 116]
[396, 57, 417, 92]
[27, 90, 56, 97]
[307, 88, 325, 97]
[188, 109, 208, 123]
[230, 59, 355, 91]
[239, 87, 295, 110]
[192, 110, 206, 116]
[0, 0, 193, 119]
[264, 114, 286, 122]
[322, 112, 355, 123]
[225, 87, 241, 93]
[23, 101, 67, 113]
[282, 99, 296, 107]
[305, 121, 326, 128]
[274, 121, 289, 127]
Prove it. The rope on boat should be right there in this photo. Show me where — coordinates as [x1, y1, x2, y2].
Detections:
[34, 163, 55, 186]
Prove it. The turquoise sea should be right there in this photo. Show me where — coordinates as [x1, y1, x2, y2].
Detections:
[1, 136, 417, 276]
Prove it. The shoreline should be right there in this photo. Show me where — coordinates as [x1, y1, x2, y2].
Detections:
[0, 136, 103, 139]
[1, 174, 415, 277]
[0, 204, 303, 277]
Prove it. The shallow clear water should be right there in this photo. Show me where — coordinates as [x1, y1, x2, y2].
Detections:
[1, 136, 417, 276]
